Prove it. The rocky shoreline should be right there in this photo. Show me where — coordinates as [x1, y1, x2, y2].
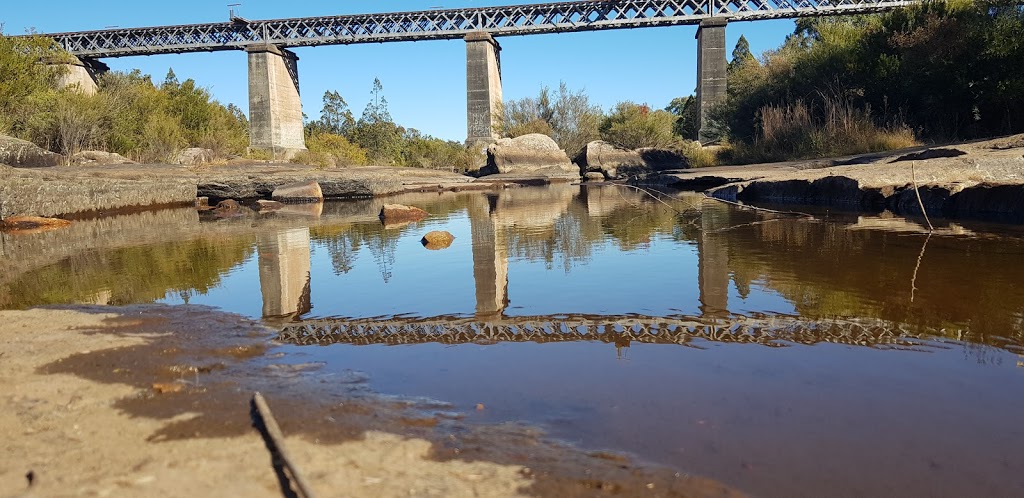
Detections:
[660, 135, 1024, 224]
[2, 133, 1022, 223]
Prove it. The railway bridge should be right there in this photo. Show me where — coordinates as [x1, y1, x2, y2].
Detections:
[34, 0, 914, 155]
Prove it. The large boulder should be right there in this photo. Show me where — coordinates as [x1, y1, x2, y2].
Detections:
[379, 204, 429, 223]
[272, 180, 324, 204]
[71, 150, 136, 165]
[481, 134, 578, 179]
[573, 141, 690, 179]
[637, 148, 690, 172]
[573, 141, 645, 179]
[174, 147, 216, 166]
[0, 135, 64, 168]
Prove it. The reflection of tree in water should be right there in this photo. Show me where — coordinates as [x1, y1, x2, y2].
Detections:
[313, 224, 400, 283]
[322, 235, 358, 275]
[1, 237, 254, 308]
[367, 233, 398, 283]
[506, 208, 595, 273]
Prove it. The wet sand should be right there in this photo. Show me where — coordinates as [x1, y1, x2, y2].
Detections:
[0, 305, 741, 497]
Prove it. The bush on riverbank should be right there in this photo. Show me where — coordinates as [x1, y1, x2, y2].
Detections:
[717, 0, 1024, 160]
[720, 98, 918, 163]
[0, 35, 249, 163]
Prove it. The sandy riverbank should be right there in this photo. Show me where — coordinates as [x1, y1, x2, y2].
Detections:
[0, 305, 741, 497]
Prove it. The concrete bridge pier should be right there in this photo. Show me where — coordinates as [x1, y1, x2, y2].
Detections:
[696, 18, 728, 144]
[53, 57, 108, 95]
[465, 32, 503, 152]
[247, 45, 307, 159]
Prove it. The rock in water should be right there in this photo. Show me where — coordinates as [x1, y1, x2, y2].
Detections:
[379, 204, 429, 223]
[213, 199, 247, 217]
[421, 231, 455, 250]
[256, 199, 285, 212]
[0, 135, 64, 168]
[272, 181, 324, 204]
[583, 172, 606, 182]
[482, 133, 578, 178]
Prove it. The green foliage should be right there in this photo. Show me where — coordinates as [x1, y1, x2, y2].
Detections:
[496, 82, 602, 156]
[293, 132, 369, 168]
[0, 35, 248, 163]
[600, 101, 680, 149]
[729, 35, 756, 72]
[401, 130, 475, 172]
[665, 96, 700, 140]
[306, 90, 355, 137]
[721, 0, 1024, 154]
[0, 34, 66, 135]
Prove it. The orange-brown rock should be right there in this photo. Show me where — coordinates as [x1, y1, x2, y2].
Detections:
[421, 231, 455, 250]
[0, 216, 71, 234]
[379, 204, 429, 223]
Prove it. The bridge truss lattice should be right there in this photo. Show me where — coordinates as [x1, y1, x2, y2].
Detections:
[277, 313, 983, 351]
[44, 0, 914, 58]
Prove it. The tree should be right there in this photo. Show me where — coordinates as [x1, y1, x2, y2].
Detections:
[162, 68, 179, 89]
[496, 82, 602, 155]
[665, 96, 699, 140]
[729, 35, 756, 72]
[351, 78, 403, 164]
[311, 90, 355, 136]
[600, 101, 679, 149]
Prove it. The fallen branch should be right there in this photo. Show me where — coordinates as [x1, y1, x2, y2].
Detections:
[701, 193, 816, 219]
[610, 184, 700, 215]
[910, 161, 935, 232]
[251, 392, 317, 498]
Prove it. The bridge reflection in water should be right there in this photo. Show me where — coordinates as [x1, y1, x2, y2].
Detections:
[247, 185, 1024, 354]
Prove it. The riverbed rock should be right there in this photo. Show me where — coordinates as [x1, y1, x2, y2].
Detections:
[481, 134, 578, 179]
[421, 230, 455, 250]
[271, 181, 324, 204]
[0, 135, 64, 168]
[574, 141, 689, 179]
[380, 204, 429, 223]
[174, 148, 216, 166]
[574, 141, 644, 179]
[583, 172, 606, 182]
[0, 165, 197, 219]
[213, 199, 246, 217]
[71, 150, 136, 165]
[256, 199, 285, 212]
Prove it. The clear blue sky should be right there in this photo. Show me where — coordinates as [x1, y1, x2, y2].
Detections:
[2, 1, 796, 142]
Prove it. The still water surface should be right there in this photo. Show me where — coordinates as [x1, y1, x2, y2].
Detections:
[2, 184, 1023, 496]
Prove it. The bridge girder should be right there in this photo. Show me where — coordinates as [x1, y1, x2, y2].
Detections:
[38, 0, 915, 58]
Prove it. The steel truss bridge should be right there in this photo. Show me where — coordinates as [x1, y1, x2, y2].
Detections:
[277, 313, 1009, 351]
[46, 0, 914, 58]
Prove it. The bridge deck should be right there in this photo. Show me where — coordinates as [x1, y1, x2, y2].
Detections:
[35, 0, 914, 58]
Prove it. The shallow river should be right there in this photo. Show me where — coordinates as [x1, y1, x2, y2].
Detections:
[3, 184, 1023, 497]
